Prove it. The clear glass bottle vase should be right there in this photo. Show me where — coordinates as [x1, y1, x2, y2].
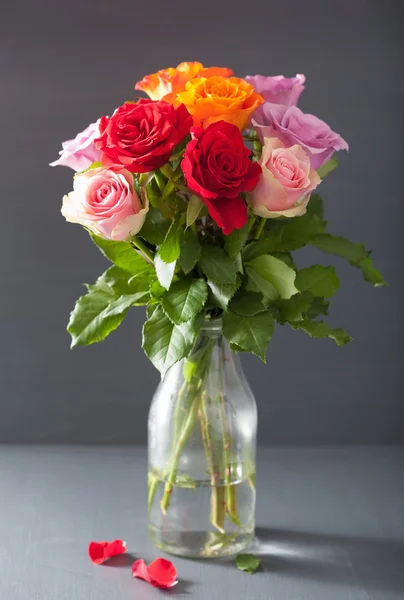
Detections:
[148, 318, 257, 558]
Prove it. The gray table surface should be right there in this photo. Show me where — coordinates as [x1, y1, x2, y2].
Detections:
[0, 446, 403, 600]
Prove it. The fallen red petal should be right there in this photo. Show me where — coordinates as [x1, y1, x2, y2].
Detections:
[88, 539, 126, 565]
[132, 557, 178, 589]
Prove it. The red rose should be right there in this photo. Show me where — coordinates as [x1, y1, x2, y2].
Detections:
[95, 100, 192, 173]
[181, 121, 261, 234]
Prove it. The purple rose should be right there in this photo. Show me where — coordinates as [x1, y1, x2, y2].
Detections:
[245, 74, 305, 107]
[50, 120, 102, 171]
[253, 104, 349, 169]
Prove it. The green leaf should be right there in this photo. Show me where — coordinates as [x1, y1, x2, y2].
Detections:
[146, 303, 158, 319]
[158, 216, 183, 264]
[223, 311, 275, 362]
[155, 255, 176, 290]
[139, 207, 171, 245]
[68, 285, 143, 347]
[296, 265, 339, 298]
[245, 266, 278, 300]
[275, 292, 313, 323]
[246, 255, 298, 299]
[317, 156, 339, 179]
[142, 305, 199, 376]
[305, 296, 330, 319]
[178, 228, 201, 274]
[272, 214, 327, 251]
[224, 223, 249, 258]
[235, 553, 262, 574]
[97, 266, 151, 302]
[242, 229, 283, 262]
[91, 234, 154, 277]
[186, 194, 204, 228]
[270, 251, 297, 270]
[311, 234, 386, 287]
[149, 279, 166, 299]
[229, 290, 266, 317]
[161, 279, 208, 325]
[290, 319, 352, 347]
[199, 246, 237, 285]
[305, 194, 324, 219]
[207, 280, 240, 310]
[145, 178, 161, 208]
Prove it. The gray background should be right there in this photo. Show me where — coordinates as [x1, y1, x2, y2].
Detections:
[0, 0, 402, 444]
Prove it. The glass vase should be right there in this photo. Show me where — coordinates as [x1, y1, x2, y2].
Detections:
[148, 318, 257, 558]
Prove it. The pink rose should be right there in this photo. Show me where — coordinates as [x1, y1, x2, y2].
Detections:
[61, 167, 148, 240]
[248, 137, 321, 218]
[252, 104, 349, 169]
[50, 121, 102, 172]
[245, 74, 305, 106]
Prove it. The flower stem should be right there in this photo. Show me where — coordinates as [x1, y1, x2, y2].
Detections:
[160, 341, 215, 515]
[132, 237, 154, 264]
[254, 217, 266, 241]
[160, 391, 201, 514]
[199, 393, 225, 533]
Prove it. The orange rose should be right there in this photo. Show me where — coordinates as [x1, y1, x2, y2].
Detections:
[176, 76, 264, 130]
[135, 62, 233, 104]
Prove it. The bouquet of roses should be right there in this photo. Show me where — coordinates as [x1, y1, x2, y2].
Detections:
[51, 61, 384, 375]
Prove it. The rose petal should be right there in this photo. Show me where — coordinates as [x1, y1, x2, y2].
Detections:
[207, 196, 248, 235]
[88, 539, 126, 565]
[132, 557, 178, 589]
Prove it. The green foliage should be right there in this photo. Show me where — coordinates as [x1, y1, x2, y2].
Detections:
[229, 290, 266, 317]
[242, 229, 283, 262]
[317, 156, 339, 179]
[154, 254, 176, 290]
[306, 194, 324, 219]
[149, 279, 166, 299]
[305, 296, 330, 319]
[139, 207, 171, 245]
[225, 223, 249, 258]
[142, 305, 200, 376]
[97, 266, 150, 299]
[207, 280, 240, 311]
[296, 265, 340, 298]
[223, 310, 274, 362]
[186, 194, 205, 228]
[69, 189, 384, 368]
[158, 216, 183, 264]
[274, 292, 313, 323]
[91, 234, 154, 278]
[161, 279, 208, 325]
[270, 212, 327, 251]
[311, 234, 386, 286]
[290, 319, 352, 346]
[178, 228, 201, 274]
[68, 274, 147, 347]
[199, 246, 237, 284]
[246, 255, 298, 299]
[235, 553, 262, 574]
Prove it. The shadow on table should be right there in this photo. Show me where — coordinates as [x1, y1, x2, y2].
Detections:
[252, 527, 404, 593]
